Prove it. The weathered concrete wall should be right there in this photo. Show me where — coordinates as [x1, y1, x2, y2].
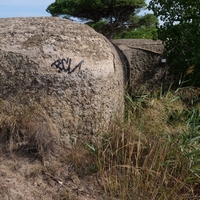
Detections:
[0, 17, 124, 144]
[113, 39, 170, 93]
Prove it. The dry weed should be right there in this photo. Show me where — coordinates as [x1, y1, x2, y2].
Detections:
[93, 89, 200, 200]
[0, 98, 59, 161]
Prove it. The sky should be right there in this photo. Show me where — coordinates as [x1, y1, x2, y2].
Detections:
[0, 0, 152, 18]
[0, 0, 52, 18]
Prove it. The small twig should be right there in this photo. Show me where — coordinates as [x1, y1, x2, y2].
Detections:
[42, 171, 71, 192]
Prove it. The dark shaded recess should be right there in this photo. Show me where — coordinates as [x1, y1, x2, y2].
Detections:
[111, 42, 130, 87]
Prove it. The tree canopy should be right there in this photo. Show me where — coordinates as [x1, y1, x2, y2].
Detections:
[46, 0, 147, 39]
[149, 0, 200, 86]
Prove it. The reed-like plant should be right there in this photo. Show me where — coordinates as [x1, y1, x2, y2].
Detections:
[93, 87, 200, 199]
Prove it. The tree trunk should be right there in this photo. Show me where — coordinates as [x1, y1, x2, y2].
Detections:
[109, 15, 114, 40]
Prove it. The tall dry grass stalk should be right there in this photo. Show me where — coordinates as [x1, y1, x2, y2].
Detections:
[92, 87, 200, 200]
[0, 98, 59, 160]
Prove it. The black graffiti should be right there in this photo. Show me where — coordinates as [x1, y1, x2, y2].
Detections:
[51, 58, 84, 74]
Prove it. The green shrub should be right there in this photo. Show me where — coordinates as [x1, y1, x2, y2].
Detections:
[114, 26, 157, 39]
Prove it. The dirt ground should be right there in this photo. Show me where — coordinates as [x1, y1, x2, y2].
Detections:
[0, 147, 106, 200]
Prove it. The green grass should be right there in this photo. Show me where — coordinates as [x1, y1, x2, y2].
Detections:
[90, 87, 200, 199]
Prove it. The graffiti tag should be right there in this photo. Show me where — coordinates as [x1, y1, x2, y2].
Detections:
[51, 58, 84, 74]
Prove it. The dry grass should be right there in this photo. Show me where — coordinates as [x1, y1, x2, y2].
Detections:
[0, 98, 59, 161]
[1, 87, 200, 199]
[88, 87, 200, 200]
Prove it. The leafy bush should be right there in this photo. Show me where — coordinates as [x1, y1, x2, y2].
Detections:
[149, 0, 200, 86]
[114, 26, 157, 39]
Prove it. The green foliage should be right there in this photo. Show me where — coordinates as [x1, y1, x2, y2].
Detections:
[113, 13, 158, 39]
[130, 13, 158, 28]
[115, 26, 157, 39]
[47, 0, 148, 39]
[149, 0, 200, 86]
[47, 0, 146, 21]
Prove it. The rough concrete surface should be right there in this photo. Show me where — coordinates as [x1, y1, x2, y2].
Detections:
[0, 18, 173, 200]
[113, 39, 170, 93]
[0, 17, 125, 144]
